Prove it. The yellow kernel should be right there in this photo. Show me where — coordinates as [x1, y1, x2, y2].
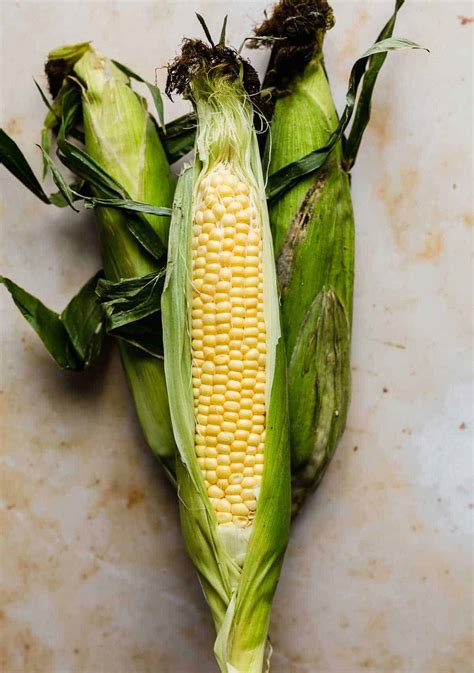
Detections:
[247, 500, 257, 512]
[216, 465, 231, 479]
[221, 212, 237, 227]
[213, 203, 226, 219]
[208, 485, 224, 499]
[255, 464, 264, 475]
[217, 454, 230, 465]
[223, 400, 240, 413]
[231, 503, 249, 516]
[221, 421, 236, 434]
[203, 209, 216, 223]
[217, 432, 233, 445]
[205, 458, 217, 470]
[216, 512, 233, 524]
[207, 425, 220, 437]
[225, 391, 240, 404]
[216, 443, 231, 455]
[223, 411, 239, 423]
[236, 222, 250, 234]
[227, 380, 241, 392]
[207, 470, 218, 484]
[234, 516, 249, 528]
[217, 499, 231, 513]
[226, 485, 242, 496]
[241, 489, 255, 502]
[227, 495, 243, 505]
[229, 474, 243, 485]
[237, 419, 252, 431]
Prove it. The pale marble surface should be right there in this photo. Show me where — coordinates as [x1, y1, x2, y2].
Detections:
[0, 1, 472, 672]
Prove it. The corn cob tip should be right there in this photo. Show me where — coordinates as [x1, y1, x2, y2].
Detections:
[251, 0, 334, 86]
[45, 42, 92, 98]
[165, 39, 260, 102]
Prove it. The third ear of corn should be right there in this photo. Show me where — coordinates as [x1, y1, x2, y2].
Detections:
[255, 0, 354, 514]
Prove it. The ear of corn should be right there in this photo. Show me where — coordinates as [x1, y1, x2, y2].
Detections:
[254, 0, 354, 513]
[45, 43, 177, 470]
[162, 41, 290, 673]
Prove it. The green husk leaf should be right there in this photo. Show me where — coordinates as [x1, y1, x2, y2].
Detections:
[196, 13, 215, 46]
[49, 179, 86, 208]
[111, 59, 166, 130]
[160, 112, 197, 163]
[109, 315, 164, 359]
[39, 145, 79, 211]
[54, 93, 166, 259]
[344, 0, 418, 167]
[266, 36, 426, 201]
[0, 129, 50, 203]
[96, 269, 165, 330]
[289, 288, 351, 514]
[219, 16, 228, 46]
[61, 271, 106, 367]
[40, 127, 52, 179]
[83, 196, 171, 218]
[1, 272, 104, 370]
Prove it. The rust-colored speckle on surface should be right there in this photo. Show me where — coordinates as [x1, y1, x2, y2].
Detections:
[336, 7, 369, 78]
[459, 422, 466, 430]
[382, 387, 389, 393]
[4, 117, 23, 135]
[463, 212, 474, 227]
[458, 16, 474, 25]
[353, 445, 359, 452]
[126, 488, 145, 509]
[369, 103, 393, 149]
[377, 166, 420, 253]
[416, 230, 444, 262]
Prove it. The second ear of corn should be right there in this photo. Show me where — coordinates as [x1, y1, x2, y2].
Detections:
[163, 41, 290, 673]
[45, 43, 177, 473]
[255, 0, 354, 513]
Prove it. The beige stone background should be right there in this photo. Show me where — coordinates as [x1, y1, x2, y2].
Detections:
[0, 1, 472, 672]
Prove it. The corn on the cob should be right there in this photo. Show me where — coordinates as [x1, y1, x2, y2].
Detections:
[163, 40, 290, 673]
[254, 0, 354, 513]
[44, 43, 177, 471]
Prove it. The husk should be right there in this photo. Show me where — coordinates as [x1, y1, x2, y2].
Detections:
[162, 47, 290, 672]
[46, 43, 177, 469]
